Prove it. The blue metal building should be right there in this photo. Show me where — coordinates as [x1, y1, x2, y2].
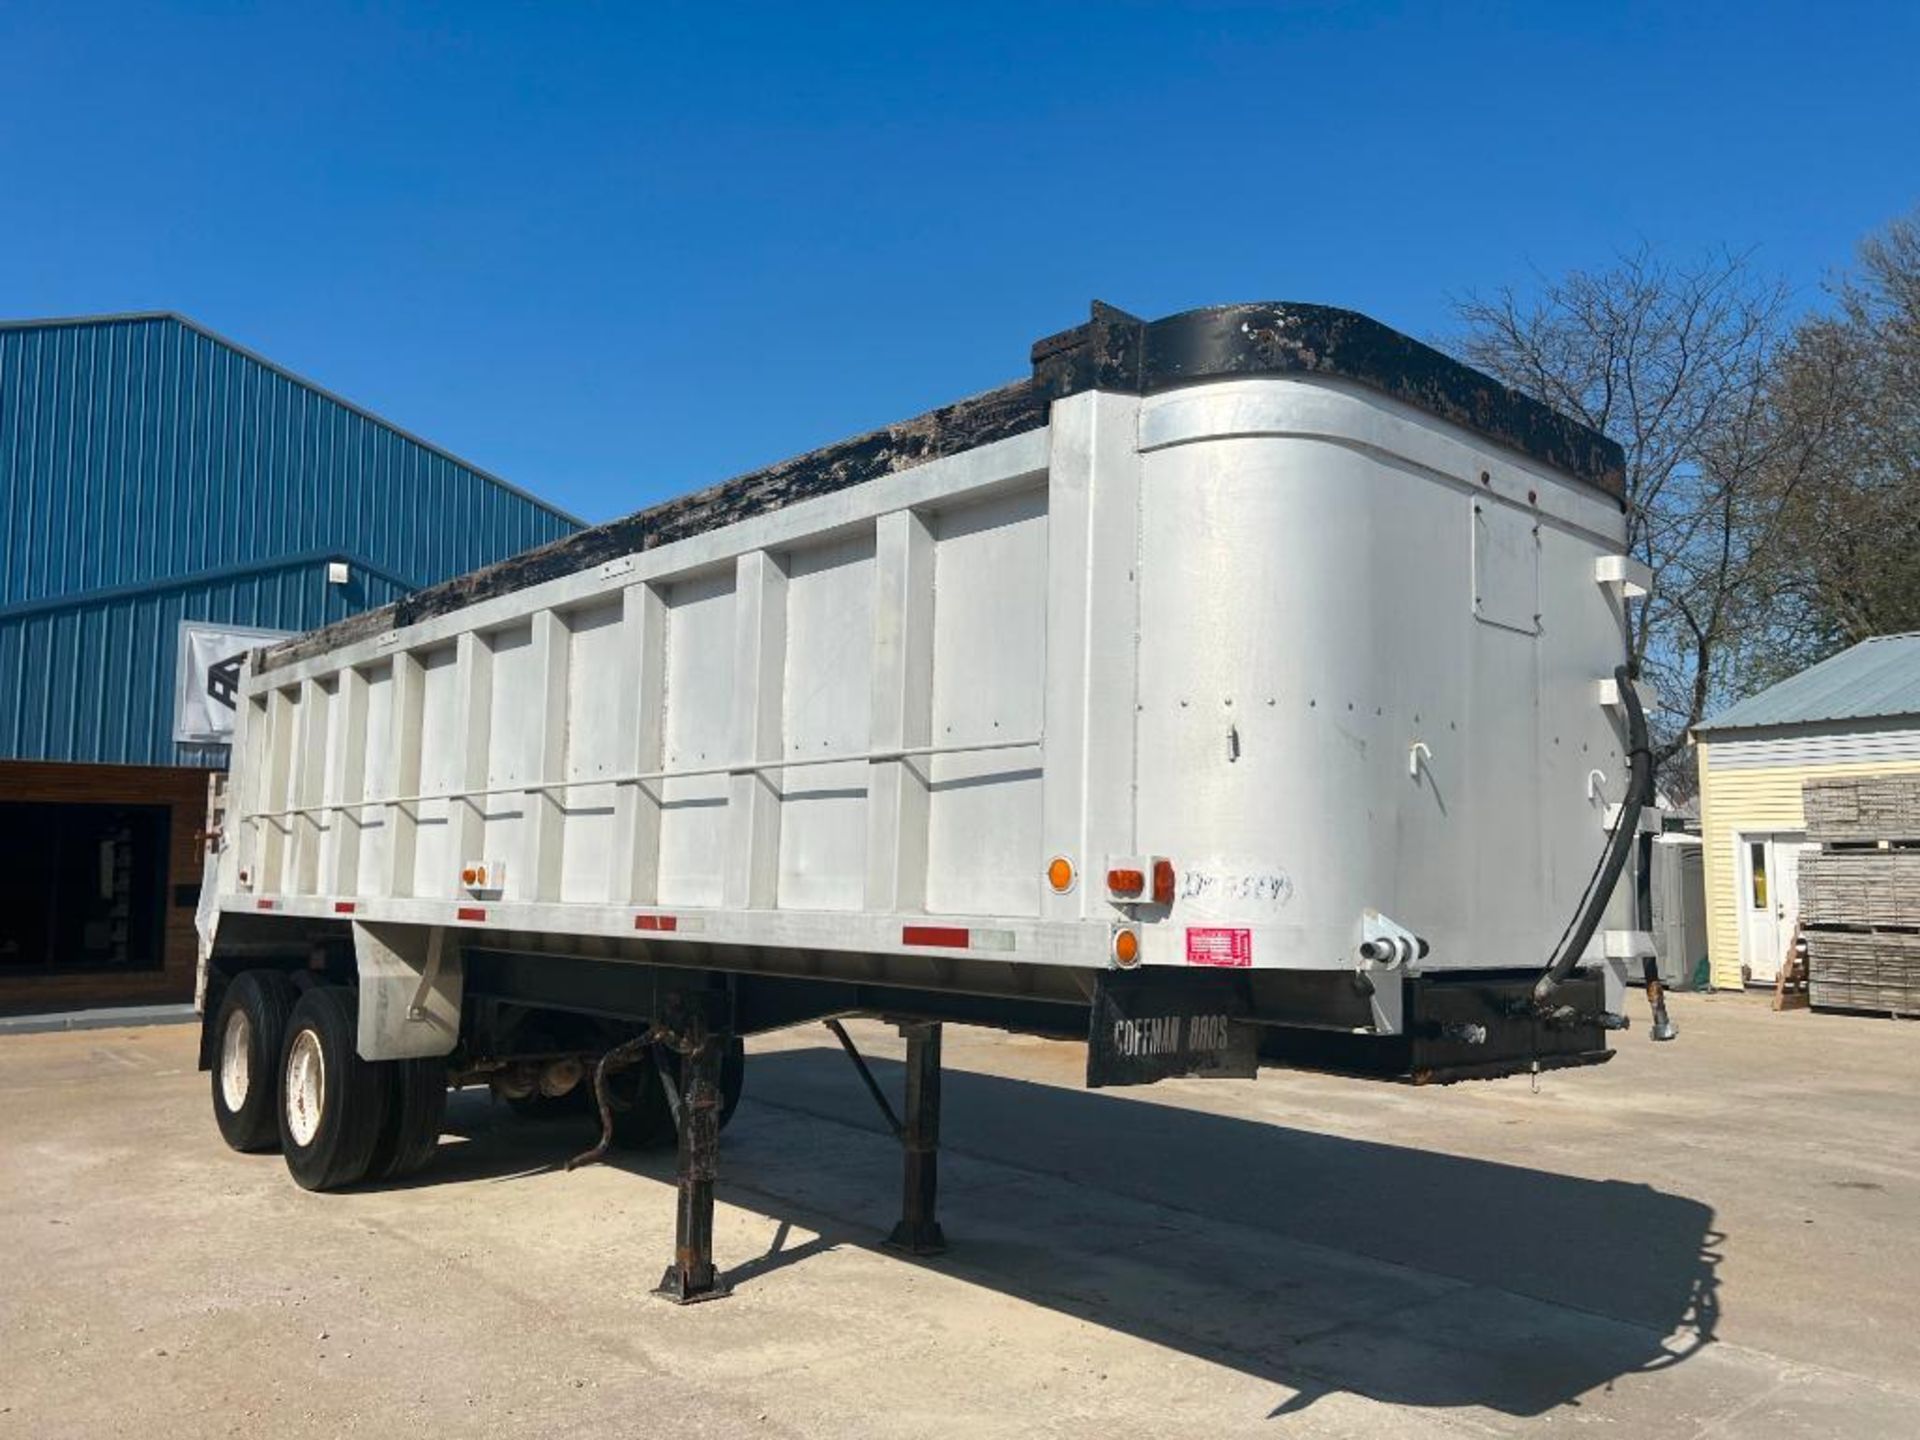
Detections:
[0, 312, 579, 1009]
[1, 312, 578, 767]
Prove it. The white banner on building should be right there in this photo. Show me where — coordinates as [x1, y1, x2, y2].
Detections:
[174, 622, 292, 745]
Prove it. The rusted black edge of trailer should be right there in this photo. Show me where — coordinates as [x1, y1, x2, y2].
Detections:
[1032, 301, 1625, 493]
[259, 300, 1625, 672]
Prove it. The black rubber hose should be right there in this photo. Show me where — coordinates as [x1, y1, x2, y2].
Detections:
[1532, 662, 1654, 1009]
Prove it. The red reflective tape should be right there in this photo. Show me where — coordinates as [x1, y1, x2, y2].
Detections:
[255, 899, 277, 911]
[633, 914, 679, 932]
[456, 906, 487, 923]
[333, 901, 358, 914]
[903, 925, 969, 948]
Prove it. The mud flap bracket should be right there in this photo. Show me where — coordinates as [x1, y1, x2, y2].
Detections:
[353, 921, 463, 1060]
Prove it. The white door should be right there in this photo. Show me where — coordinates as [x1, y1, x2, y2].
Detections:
[1737, 832, 1806, 984]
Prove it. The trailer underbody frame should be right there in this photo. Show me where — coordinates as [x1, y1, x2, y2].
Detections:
[199, 925, 1613, 1300]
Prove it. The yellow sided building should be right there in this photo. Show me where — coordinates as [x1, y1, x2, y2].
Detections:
[1694, 634, 1920, 990]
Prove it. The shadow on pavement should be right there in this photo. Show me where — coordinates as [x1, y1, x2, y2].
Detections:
[420, 1044, 1721, 1420]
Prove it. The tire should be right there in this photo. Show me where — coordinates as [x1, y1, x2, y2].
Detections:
[278, 986, 390, 1192]
[718, 1036, 746, 1129]
[209, 970, 297, 1153]
[368, 1057, 448, 1181]
[712, 1035, 746, 1130]
[609, 1036, 746, 1150]
[604, 1057, 676, 1150]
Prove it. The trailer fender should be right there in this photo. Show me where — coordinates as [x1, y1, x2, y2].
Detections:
[353, 922, 463, 1061]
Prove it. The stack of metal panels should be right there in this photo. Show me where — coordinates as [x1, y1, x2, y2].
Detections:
[1801, 775, 1920, 1015]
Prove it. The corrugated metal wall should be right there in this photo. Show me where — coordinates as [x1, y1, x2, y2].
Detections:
[0, 313, 579, 766]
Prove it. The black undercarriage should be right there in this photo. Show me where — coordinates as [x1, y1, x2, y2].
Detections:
[203, 912, 1614, 1090]
[200, 922, 1615, 1306]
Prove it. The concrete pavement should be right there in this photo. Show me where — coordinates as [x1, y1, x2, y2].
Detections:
[1, 992, 1915, 1437]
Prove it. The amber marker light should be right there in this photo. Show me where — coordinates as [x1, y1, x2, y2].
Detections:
[1046, 855, 1076, 893]
[1112, 927, 1141, 967]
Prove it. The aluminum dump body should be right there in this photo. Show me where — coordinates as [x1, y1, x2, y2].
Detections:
[207, 302, 1644, 1069]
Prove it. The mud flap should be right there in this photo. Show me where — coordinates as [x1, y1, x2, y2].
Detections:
[1085, 970, 1260, 1088]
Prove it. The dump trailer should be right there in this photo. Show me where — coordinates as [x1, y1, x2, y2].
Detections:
[197, 300, 1670, 1302]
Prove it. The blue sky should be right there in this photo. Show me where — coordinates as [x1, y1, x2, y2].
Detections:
[2, 2, 1915, 523]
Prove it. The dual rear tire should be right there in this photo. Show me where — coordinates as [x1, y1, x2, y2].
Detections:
[210, 972, 445, 1191]
[211, 972, 745, 1183]
[210, 970, 297, 1152]
[279, 985, 387, 1190]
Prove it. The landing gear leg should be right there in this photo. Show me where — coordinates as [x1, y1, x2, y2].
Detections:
[884, 1021, 946, 1256]
[652, 1005, 732, 1304]
[826, 1017, 949, 1256]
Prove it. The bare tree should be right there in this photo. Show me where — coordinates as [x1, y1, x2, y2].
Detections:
[1763, 212, 1920, 663]
[1450, 248, 1800, 790]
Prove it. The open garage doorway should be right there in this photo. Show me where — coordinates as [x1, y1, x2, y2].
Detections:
[0, 762, 210, 1013]
[0, 801, 172, 976]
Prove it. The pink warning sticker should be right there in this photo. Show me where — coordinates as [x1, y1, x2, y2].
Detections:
[1185, 927, 1253, 968]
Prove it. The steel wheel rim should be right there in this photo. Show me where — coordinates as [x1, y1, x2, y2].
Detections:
[219, 1009, 252, 1112]
[284, 1028, 326, 1148]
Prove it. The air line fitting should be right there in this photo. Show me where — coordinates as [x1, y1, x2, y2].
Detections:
[1358, 934, 1430, 967]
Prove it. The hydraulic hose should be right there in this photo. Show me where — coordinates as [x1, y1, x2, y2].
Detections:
[1532, 662, 1653, 1010]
